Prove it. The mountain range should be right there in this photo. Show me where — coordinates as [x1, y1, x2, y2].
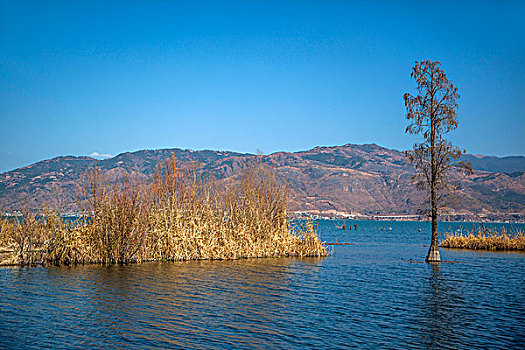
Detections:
[1, 144, 524, 221]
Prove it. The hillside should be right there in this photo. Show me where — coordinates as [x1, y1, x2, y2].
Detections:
[1, 144, 524, 221]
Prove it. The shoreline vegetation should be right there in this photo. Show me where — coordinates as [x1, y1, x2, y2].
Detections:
[441, 226, 525, 251]
[0, 157, 327, 266]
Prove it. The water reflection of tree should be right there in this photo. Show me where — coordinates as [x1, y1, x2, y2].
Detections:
[418, 263, 465, 349]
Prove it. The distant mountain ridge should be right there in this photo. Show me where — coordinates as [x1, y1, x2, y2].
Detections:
[1, 144, 524, 220]
[460, 154, 525, 174]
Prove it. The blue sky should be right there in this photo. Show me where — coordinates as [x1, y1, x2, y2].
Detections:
[1, 0, 524, 172]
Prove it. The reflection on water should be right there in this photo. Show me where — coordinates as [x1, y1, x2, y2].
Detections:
[417, 263, 463, 349]
[1, 221, 524, 349]
[424, 264, 448, 348]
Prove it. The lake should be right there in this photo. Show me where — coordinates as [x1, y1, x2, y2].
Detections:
[1, 220, 524, 349]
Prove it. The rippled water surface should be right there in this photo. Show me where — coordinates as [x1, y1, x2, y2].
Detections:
[1, 221, 524, 349]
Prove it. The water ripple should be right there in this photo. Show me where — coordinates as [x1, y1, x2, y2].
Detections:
[1, 221, 524, 349]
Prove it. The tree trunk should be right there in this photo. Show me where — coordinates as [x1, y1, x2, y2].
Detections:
[426, 190, 441, 262]
[426, 105, 441, 263]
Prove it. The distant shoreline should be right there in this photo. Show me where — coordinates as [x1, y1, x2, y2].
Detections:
[2, 212, 524, 224]
[292, 212, 525, 224]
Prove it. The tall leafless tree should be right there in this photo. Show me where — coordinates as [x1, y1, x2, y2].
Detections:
[404, 60, 472, 262]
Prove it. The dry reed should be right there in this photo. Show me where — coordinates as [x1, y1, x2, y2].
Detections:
[0, 157, 326, 266]
[441, 226, 525, 251]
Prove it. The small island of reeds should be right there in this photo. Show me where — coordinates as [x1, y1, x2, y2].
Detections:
[0, 157, 326, 266]
[441, 226, 525, 251]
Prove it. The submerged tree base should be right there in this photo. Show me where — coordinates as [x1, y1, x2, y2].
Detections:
[425, 245, 441, 262]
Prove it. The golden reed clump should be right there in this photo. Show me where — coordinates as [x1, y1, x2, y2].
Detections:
[441, 226, 525, 251]
[0, 157, 326, 266]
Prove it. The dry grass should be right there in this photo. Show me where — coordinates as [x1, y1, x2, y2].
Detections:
[441, 226, 525, 251]
[0, 157, 326, 266]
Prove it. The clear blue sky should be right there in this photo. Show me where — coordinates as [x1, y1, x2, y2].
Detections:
[1, 0, 524, 172]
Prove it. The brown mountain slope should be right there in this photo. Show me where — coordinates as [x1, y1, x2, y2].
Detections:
[1, 144, 524, 220]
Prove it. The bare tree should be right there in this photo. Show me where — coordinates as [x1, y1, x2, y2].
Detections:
[404, 60, 472, 262]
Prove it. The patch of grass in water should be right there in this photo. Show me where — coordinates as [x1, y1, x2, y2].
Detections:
[0, 157, 327, 266]
[441, 226, 524, 251]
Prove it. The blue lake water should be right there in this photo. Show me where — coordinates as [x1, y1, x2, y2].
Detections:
[1, 220, 524, 349]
